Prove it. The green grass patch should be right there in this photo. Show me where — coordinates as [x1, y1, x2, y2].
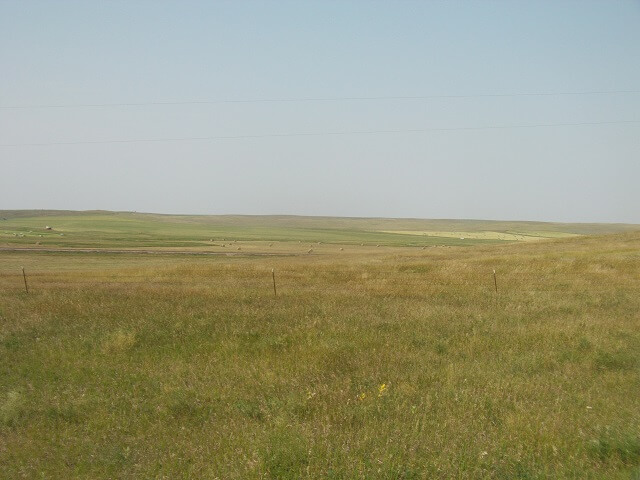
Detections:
[0, 217, 639, 478]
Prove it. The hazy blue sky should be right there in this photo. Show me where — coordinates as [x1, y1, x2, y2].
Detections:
[1, 1, 639, 223]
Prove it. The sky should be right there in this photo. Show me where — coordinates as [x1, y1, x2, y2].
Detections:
[1, 0, 639, 223]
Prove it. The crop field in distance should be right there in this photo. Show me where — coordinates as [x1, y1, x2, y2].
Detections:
[1, 210, 639, 478]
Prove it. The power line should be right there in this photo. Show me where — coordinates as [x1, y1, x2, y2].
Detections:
[1, 90, 639, 109]
[1, 119, 638, 147]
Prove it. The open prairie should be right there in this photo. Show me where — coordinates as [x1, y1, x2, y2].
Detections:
[2, 210, 638, 251]
[1, 211, 639, 478]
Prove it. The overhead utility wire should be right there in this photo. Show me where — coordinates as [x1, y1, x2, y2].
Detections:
[1, 119, 638, 147]
[1, 90, 639, 109]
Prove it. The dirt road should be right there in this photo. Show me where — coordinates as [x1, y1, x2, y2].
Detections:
[0, 247, 299, 257]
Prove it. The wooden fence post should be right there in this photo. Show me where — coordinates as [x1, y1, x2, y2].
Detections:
[493, 269, 498, 294]
[272, 269, 277, 297]
[22, 266, 29, 293]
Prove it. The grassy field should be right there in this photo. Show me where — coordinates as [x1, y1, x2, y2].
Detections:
[2, 210, 639, 251]
[1, 211, 639, 478]
[380, 230, 580, 242]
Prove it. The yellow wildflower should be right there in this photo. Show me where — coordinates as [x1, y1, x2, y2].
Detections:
[378, 383, 388, 397]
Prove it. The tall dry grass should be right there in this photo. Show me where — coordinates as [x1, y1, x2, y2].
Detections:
[1, 233, 639, 478]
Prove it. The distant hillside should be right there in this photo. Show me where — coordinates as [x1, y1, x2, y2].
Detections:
[1, 210, 637, 235]
[1, 210, 638, 251]
[0, 209, 116, 219]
